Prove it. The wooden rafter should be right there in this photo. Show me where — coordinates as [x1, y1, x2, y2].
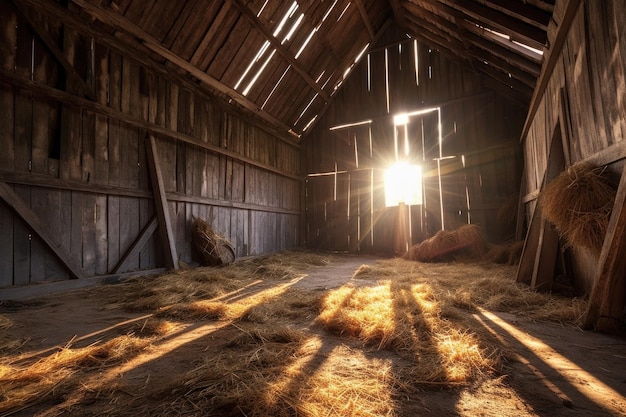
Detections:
[482, 0, 552, 30]
[227, 0, 330, 103]
[354, 0, 376, 40]
[68, 0, 298, 137]
[437, 0, 547, 50]
[462, 29, 542, 77]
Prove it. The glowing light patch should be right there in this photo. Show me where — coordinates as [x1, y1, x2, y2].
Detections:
[384, 163, 422, 207]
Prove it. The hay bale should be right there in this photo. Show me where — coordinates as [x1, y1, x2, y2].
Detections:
[403, 224, 485, 262]
[540, 163, 617, 255]
[192, 217, 235, 266]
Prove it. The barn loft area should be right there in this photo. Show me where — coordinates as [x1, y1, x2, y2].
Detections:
[1, 0, 626, 414]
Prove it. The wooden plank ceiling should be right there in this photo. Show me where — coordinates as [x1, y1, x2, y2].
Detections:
[44, 0, 554, 139]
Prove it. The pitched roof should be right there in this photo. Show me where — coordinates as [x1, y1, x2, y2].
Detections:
[64, 0, 554, 139]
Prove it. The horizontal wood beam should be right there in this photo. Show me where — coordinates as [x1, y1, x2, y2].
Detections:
[0, 68, 302, 181]
[0, 170, 302, 216]
[13, 0, 300, 147]
[0, 181, 86, 280]
[68, 0, 298, 137]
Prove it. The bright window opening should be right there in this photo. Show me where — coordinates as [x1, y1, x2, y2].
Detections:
[385, 163, 422, 207]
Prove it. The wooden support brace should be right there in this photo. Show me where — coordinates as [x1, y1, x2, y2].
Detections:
[112, 217, 158, 274]
[145, 135, 178, 270]
[516, 203, 541, 285]
[0, 181, 86, 280]
[11, 0, 96, 100]
[530, 214, 559, 292]
[583, 163, 626, 332]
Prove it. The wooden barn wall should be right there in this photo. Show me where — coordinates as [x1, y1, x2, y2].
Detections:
[303, 31, 526, 254]
[0, 2, 301, 289]
[521, 0, 626, 295]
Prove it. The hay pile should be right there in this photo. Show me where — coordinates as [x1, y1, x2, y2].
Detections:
[403, 224, 486, 262]
[540, 163, 617, 255]
[192, 217, 235, 266]
[0, 251, 587, 416]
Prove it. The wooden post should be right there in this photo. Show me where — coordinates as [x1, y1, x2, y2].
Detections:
[145, 134, 179, 269]
[583, 163, 626, 331]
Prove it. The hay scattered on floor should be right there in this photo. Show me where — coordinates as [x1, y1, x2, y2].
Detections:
[1, 251, 587, 416]
[403, 224, 486, 262]
[540, 162, 617, 255]
[0, 335, 151, 414]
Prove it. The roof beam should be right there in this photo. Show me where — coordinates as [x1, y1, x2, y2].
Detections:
[462, 29, 542, 77]
[469, 46, 537, 89]
[68, 0, 297, 136]
[354, 0, 376, 40]
[416, 0, 547, 51]
[227, 0, 330, 102]
[483, 0, 552, 30]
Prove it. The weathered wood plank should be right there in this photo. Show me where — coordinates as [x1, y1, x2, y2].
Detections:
[583, 162, 626, 331]
[0, 199, 14, 287]
[146, 135, 178, 269]
[0, 181, 85, 280]
[113, 216, 157, 274]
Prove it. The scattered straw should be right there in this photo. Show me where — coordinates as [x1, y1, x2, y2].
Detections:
[0, 251, 588, 416]
[0, 335, 151, 414]
[540, 162, 617, 255]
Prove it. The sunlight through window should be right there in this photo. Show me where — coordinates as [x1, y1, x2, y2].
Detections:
[384, 163, 422, 207]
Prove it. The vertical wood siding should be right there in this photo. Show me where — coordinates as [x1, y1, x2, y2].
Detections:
[0, 2, 301, 288]
[521, 0, 626, 294]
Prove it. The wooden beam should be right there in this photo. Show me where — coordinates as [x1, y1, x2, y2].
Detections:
[0, 68, 301, 181]
[438, 0, 547, 50]
[227, 0, 330, 102]
[0, 181, 86, 280]
[11, 0, 96, 100]
[521, 0, 582, 143]
[0, 170, 302, 216]
[301, 18, 392, 136]
[68, 0, 298, 137]
[483, 0, 552, 30]
[14, 0, 300, 147]
[530, 215, 559, 292]
[583, 163, 626, 331]
[112, 217, 158, 273]
[354, 0, 376, 40]
[145, 135, 178, 270]
[462, 30, 542, 76]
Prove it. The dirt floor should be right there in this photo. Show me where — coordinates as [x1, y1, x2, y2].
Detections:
[1, 253, 625, 417]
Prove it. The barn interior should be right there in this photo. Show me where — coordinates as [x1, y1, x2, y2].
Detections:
[1, 0, 626, 416]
